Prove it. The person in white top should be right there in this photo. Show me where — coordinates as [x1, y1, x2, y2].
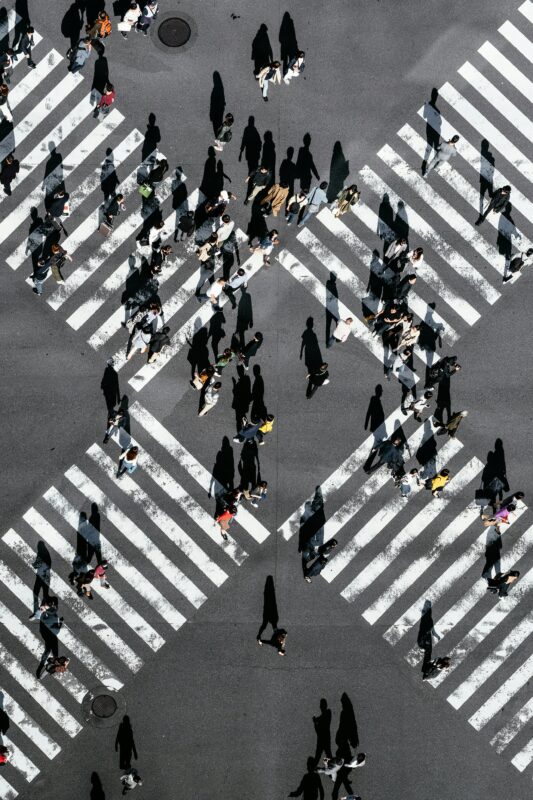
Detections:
[120, 3, 141, 38]
[215, 214, 235, 249]
[327, 317, 353, 347]
[209, 278, 226, 309]
[400, 468, 421, 500]
[283, 51, 305, 84]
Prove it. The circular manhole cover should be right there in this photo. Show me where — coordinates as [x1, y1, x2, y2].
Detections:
[158, 17, 191, 47]
[92, 694, 118, 718]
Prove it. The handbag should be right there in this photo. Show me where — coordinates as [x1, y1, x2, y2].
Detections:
[139, 182, 153, 198]
[98, 221, 113, 237]
[117, 20, 131, 31]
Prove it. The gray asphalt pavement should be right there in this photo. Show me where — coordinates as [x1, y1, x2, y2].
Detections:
[3, 0, 533, 798]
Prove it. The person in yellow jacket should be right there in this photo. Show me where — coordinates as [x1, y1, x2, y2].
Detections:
[257, 414, 275, 445]
[260, 182, 289, 217]
[430, 469, 450, 497]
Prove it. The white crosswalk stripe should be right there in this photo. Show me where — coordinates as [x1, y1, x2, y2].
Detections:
[0, 690, 60, 759]
[1, 734, 39, 783]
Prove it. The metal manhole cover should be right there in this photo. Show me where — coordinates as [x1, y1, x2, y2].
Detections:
[92, 694, 118, 718]
[158, 17, 191, 47]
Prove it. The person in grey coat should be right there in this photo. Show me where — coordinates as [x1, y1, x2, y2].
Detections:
[298, 181, 329, 226]
[423, 134, 459, 177]
[68, 37, 92, 73]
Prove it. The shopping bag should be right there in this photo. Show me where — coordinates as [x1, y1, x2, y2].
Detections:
[138, 183, 153, 198]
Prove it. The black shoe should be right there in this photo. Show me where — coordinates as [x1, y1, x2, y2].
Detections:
[263, 96, 268, 102]
[103, 435, 110, 444]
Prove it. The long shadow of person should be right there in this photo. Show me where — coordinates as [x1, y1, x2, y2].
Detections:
[421, 88, 441, 175]
[115, 715, 137, 770]
[313, 699, 333, 763]
[208, 309, 226, 362]
[327, 141, 349, 203]
[186, 327, 210, 380]
[393, 200, 409, 244]
[100, 147, 119, 200]
[42, 143, 64, 201]
[261, 130, 276, 180]
[32, 541, 51, 615]
[239, 115, 262, 175]
[434, 375, 451, 426]
[336, 692, 359, 754]
[172, 166, 188, 211]
[280, 146, 297, 200]
[209, 70, 225, 136]
[325, 272, 339, 344]
[416, 420, 437, 480]
[300, 316, 323, 374]
[298, 485, 325, 553]
[238, 440, 260, 494]
[234, 287, 253, 350]
[0, 8, 8, 56]
[101, 360, 121, 413]
[364, 384, 385, 433]
[482, 527, 502, 579]
[90, 771, 106, 800]
[479, 138, 495, 215]
[377, 192, 394, 243]
[209, 436, 235, 499]
[232, 364, 252, 429]
[279, 11, 298, 73]
[12, 0, 30, 48]
[200, 146, 218, 198]
[91, 53, 109, 103]
[61, 0, 84, 48]
[296, 133, 320, 194]
[289, 756, 325, 800]
[497, 203, 516, 271]
[141, 113, 161, 162]
[481, 438, 508, 506]
[78, 509, 102, 565]
[256, 574, 279, 641]
[418, 302, 443, 354]
[251, 23, 273, 76]
[88, 502, 102, 563]
[0, 691, 9, 739]
[251, 364, 267, 420]
[417, 599, 438, 675]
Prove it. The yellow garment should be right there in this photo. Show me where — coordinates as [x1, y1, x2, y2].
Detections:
[262, 184, 289, 216]
[431, 474, 449, 491]
[259, 420, 274, 434]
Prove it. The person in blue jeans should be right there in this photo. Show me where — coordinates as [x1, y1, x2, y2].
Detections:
[31, 258, 50, 296]
[298, 181, 328, 226]
[118, 446, 139, 477]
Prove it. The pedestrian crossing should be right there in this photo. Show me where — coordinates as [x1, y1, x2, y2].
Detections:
[0, 401, 272, 795]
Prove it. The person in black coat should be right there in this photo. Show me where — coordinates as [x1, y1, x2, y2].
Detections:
[148, 326, 171, 363]
[0, 153, 19, 195]
[476, 185, 511, 225]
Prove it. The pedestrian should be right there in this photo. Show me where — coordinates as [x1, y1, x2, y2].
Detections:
[422, 656, 451, 679]
[365, 435, 407, 481]
[209, 277, 226, 310]
[400, 468, 420, 500]
[175, 209, 195, 241]
[0, 83, 11, 125]
[482, 503, 517, 533]
[0, 745, 13, 765]
[86, 10, 112, 40]
[118, 446, 139, 477]
[396, 322, 420, 352]
[257, 627, 287, 656]
[239, 332, 263, 370]
[30, 257, 51, 296]
[150, 243, 172, 275]
[233, 416, 263, 443]
[49, 242, 72, 284]
[196, 233, 218, 274]
[137, 1, 159, 36]
[224, 267, 247, 308]
[425, 355, 461, 392]
[0, 48, 14, 83]
[249, 230, 279, 265]
[403, 390, 432, 420]
[198, 378, 222, 416]
[119, 3, 142, 38]
[260, 181, 290, 217]
[45, 655, 71, 676]
[93, 82, 116, 118]
[0, 153, 19, 195]
[243, 480, 268, 508]
[257, 414, 275, 445]
[215, 213, 235, 251]
[214, 348, 237, 376]
[423, 134, 459, 176]
[304, 539, 338, 582]
[215, 504, 237, 541]
[504, 248, 533, 283]
[147, 156, 169, 188]
[46, 188, 70, 234]
[103, 408, 126, 444]
[103, 192, 126, 226]
[394, 273, 417, 305]
[327, 317, 353, 347]
[283, 50, 305, 84]
[298, 181, 329, 226]
[403, 246, 424, 271]
[436, 409, 468, 438]
[306, 363, 330, 399]
[316, 757, 344, 782]
[121, 768, 143, 794]
[285, 190, 307, 225]
[13, 25, 36, 68]
[244, 164, 272, 205]
[385, 237, 408, 265]
[331, 184, 360, 217]
[214, 112, 234, 152]
[257, 61, 282, 101]
[147, 325, 171, 362]
[476, 185, 511, 225]
[126, 322, 153, 360]
[429, 469, 450, 498]
[487, 569, 520, 598]
[68, 37, 92, 73]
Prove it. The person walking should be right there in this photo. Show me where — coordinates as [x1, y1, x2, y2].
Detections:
[487, 570, 520, 598]
[86, 10, 112, 41]
[175, 209, 195, 241]
[436, 409, 468, 438]
[239, 332, 263, 370]
[137, 2, 159, 36]
[283, 50, 305, 84]
[422, 656, 451, 679]
[214, 347, 237, 376]
[126, 322, 153, 360]
[298, 182, 329, 226]
[384, 236, 408, 265]
[400, 468, 421, 500]
[285, 190, 307, 225]
[93, 82, 116, 118]
[503, 248, 533, 283]
[191, 364, 215, 389]
[316, 757, 344, 782]
[244, 164, 272, 204]
[257, 61, 281, 101]
[306, 363, 330, 399]
[119, 3, 142, 38]
[0, 152, 18, 197]
[120, 768, 143, 794]
[243, 480, 268, 508]
[224, 267, 247, 308]
[476, 185, 511, 225]
[49, 243, 72, 284]
[147, 325, 171, 362]
[214, 112, 234, 152]
[209, 277, 226, 310]
[215, 504, 237, 541]
[260, 181, 290, 217]
[68, 37, 92, 73]
[331, 184, 360, 217]
[423, 134, 459, 176]
[249, 229, 280, 265]
[47, 188, 70, 232]
[118, 446, 139, 477]
[0, 48, 15, 83]
[76, 561, 110, 599]
[45, 656, 70, 676]
[0, 83, 11, 124]
[425, 355, 461, 392]
[13, 25, 36, 68]
[304, 539, 338, 582]
[103, 192, 126, 226]
[257, 414, 275, 445]
[215, 213, 236, 251]
[195, 233, 218, 275]
[257, 627, 287, 656]
[30, 258, 51, 296]
[482, 502, 517, 534]
[402, 389, 432, 420]
[198, 378, 222, 416]
[103, 408, 126, 444]
[327, 317, 353, 347]
[429, 469, 450, 498]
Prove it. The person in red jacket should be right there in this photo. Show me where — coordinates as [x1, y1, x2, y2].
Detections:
[94, 83, 116, 118]
[215, 505, 237, 541]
